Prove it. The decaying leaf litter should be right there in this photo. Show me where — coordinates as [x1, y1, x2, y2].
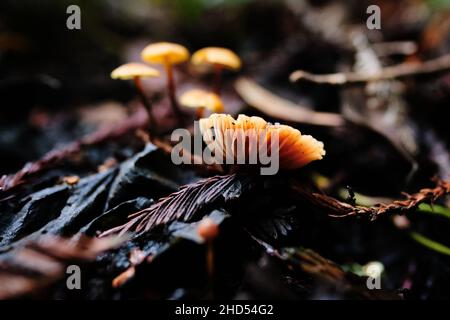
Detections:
[0, 0, 449, 300]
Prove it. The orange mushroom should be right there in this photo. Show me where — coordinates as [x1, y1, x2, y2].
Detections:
[180, 89, 224, 119]
[199, 114, 325, 170]
[197, 218, 219, 285]
[198, 217, 219, 242]
[141, 42, 190, 122]
[111, 63, 160, 131]
[191, 47, 241, 95]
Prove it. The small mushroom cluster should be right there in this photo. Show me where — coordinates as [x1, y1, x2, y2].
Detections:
[111, 42, 241, 132]
[111, 42, 326, 171]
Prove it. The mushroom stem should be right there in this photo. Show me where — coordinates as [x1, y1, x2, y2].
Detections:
[133, 76, 155, 133]
[196, 107, 205, 119]
[212, 64, 223, 95]
[163, 59, 184, 124]
[206, 242, 214, 285]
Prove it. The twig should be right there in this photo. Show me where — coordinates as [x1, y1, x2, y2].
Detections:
[372, 41, 417, 57]
[290, 53, 450, 85]
[292, 179, 450, 221]
[0, 107, 148, 193]
[235, 77, 344, 126]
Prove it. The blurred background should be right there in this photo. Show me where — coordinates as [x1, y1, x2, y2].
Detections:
[0, 0, 450, 300]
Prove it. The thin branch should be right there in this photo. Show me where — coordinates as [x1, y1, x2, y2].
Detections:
[290, 53, 450, 85]
[372, 41, 417, 57]
[234, 77, 345, 127]
[0, 107, 148, 193]
[292, 179, 450, 221]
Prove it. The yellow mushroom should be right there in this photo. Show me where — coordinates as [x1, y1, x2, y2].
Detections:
[191, 47, 241, 94]
[180, 89, 224, 119]
[141, 42, 190, 122]
[111, 63, 160, 131]
[111, 62, 160, 80]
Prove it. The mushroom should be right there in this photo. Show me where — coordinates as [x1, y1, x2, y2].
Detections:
[111, 62, 160, 131]
[62, 175, 80, 186]
[141, 42, 190, 123]
[197, 218, 219, 285]
[179, 89, 224, 119]
[199, 114, 326, 170]
[191, 47, 241, 95]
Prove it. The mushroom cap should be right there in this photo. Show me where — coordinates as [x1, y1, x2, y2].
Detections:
[141, 42, 190, 65]
[191, 47, 241, 70]
[111, 63, 160, 80]
[199, 114, 325, 169]
[180, 89, 224, 112]
[197, 218, 219, 242]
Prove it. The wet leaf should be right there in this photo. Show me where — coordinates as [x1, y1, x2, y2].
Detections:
[0, 184, 69, 247]
[105, 143, 196, 209]
[0, 234, 123, 299]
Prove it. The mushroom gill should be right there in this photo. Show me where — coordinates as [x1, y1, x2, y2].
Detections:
[199, 114, 326, 170]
